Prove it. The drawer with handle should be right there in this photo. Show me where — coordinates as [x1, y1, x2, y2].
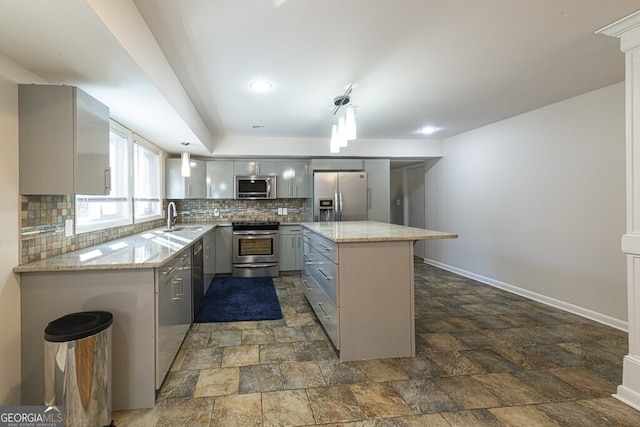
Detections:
[311, 282, 339, 349]
[302, 229, 337, 263]
[309, 256, 337, 305]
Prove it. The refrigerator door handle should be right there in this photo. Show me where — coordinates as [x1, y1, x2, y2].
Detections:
[334, 191, 339, 221]
[339, 191, 344, 221]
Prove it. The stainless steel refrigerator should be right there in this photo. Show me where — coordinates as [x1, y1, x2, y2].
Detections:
[313, 171, 368, 221]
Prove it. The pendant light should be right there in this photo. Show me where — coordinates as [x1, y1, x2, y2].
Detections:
[181, 142, 191, 177]
[329, 84, 356, 153]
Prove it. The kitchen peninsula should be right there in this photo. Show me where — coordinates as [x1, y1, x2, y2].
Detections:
[300, 220, 457, 361]
[15, 225, 216, 411]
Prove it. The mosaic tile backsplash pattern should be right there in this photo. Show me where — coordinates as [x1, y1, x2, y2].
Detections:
[20, 196, 311, 264]
[20, 195, 164, 265]
[174, 198, 311, 224]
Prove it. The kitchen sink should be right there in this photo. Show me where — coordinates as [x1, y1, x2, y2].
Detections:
[162, 226, 205, 233]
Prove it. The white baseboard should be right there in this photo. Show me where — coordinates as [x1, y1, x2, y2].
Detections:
[614, 355, 640, 411]
[423, 258, 628, 332]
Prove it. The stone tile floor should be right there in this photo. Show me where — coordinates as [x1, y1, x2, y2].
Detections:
[113, 263, 640, 426]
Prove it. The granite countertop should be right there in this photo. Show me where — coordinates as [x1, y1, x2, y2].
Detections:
[14, 225, 216, 273]
[300, 221, 458, 243]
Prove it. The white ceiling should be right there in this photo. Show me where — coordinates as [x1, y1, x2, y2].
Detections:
[0, 1, 638, 157]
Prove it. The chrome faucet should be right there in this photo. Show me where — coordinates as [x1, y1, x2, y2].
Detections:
[167, 202, 177, 230]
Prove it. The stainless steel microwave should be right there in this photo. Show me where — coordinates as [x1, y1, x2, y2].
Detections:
[235, 175, 277, 199]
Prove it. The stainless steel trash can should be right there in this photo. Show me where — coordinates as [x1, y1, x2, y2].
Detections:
[44, 311, 114, 427]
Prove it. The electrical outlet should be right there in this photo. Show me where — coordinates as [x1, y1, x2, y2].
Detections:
[277, 208, 283, 215]
[213, 208, 220, 217]
[64, 219, 74, 237]
[282, 207, 287, 215]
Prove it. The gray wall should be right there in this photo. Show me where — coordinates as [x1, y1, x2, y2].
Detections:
[0, 75, 21, 404]
[423, 83, 627, 325]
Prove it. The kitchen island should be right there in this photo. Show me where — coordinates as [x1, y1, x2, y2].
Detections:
[300, 220, 457, 361]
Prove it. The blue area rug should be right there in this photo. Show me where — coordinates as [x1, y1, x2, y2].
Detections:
[195, 276, 283, 322]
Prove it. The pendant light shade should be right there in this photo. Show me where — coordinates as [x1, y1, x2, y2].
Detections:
[329, 125, 340, 153]
[337, 116, 348, 148]
[181, 150, 191, 177]
[344, 105, 357, 141]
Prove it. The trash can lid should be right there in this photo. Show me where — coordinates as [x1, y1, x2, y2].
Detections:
[44, 311, 113, 342]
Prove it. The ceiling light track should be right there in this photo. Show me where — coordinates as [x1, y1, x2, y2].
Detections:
[332, 84, 353, 115]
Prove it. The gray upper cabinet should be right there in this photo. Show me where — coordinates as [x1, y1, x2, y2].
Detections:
[206, 161, 234, 199]
[166, 158, 206, 199]
[277, 161, 310, 198]
[364, 159, 391, 222]
[19, 84, 110, 195]
[234, 160, 277, 176]
[310, 158, 364, 171]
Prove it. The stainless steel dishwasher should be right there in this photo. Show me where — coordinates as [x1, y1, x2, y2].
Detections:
[192, 238, 204, 321]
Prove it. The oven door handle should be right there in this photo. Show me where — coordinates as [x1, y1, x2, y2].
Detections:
[233, 230, 278, 235]
[236, 263, 279, 268]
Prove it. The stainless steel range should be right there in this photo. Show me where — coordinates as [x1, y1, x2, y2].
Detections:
[232, 221, 280, 277]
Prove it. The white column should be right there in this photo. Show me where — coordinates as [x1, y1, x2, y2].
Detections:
[598, 10, 640, 411]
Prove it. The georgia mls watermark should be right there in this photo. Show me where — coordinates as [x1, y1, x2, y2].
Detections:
[0, 406, 64, 427]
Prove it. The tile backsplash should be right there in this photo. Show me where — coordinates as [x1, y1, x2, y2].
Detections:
[174, 198, 311, 224]
[20, 195, 164, 265]
[20, 196, 311, 264]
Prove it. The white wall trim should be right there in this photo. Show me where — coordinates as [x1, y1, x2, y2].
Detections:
[424, 258, 628, 332]
[615, 355, 640, 411]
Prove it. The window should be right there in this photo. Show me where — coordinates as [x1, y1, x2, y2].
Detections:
[76, 121, 132, 233]
[133, 135, 162, 222]
[75, 121, 164, 234]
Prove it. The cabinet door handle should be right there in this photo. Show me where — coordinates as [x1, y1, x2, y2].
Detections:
[317, 302, 332, 319]
[316, 267, 332, 281]
[172, 279, 181, 300]
[163, 266, 178, 276]
[302, 279, 312, 291]
[104, 168, 111, 194]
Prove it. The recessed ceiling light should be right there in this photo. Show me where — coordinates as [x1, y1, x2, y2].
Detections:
[249, 80, 273, 92]
[419, 126, 437, 135]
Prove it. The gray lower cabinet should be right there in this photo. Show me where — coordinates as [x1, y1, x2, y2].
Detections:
[215, 225, 233, 274]
[203, 228, 216, 292]
[279, 225, 302, 271]
[301, 226, 416, 361]
[302, 229, 339, 348]
[20, 249, 194, 411]
[155, 251, 192, 389]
